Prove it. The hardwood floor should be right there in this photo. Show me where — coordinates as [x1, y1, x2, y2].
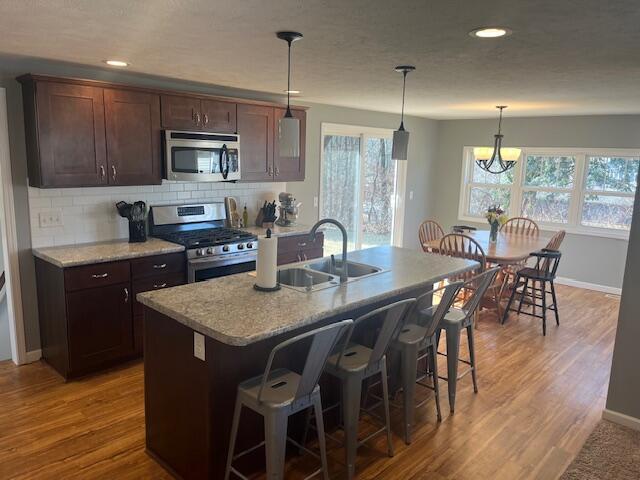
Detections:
[0, 285, 619, 479]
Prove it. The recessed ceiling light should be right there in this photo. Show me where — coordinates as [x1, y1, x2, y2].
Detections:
[469, 27, 512, 38]
[284, 89, 300, 94]
[104, 60, 129, 67]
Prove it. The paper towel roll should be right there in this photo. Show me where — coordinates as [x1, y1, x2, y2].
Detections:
[256, 232, 278, 289]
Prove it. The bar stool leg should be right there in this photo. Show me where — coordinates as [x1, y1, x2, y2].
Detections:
[401, 343, 419, 444]
[429, 344, 442, 422]
[502, 276, 519, 324]
[541, 280, 547, 336]
[445, 325, 461, 413]
[342, 376, 362, 480]
[466, 325, 478, 393]
[517, 278, 530, 315]
[224, 397, 243, 480]
[264, 410, 288, 480]
[550, 281, 560, 326]
[380, 357, 394, 457]
[312, 395, 330, 480]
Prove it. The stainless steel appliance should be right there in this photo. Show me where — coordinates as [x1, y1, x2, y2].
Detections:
[275, 192, 301, 226]
[149, 203, 257, 283]
[164, 130, 241, 182]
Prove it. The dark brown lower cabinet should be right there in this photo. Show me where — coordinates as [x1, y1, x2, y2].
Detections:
[35, 252, 186, 380]
[277, 232, 324, 266]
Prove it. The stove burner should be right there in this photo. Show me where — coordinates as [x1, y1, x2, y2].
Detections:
[157, 227, 256, 249]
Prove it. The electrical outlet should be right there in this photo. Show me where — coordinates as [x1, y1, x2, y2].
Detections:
[194, 332, 205, 361]
[39, 210, 63, 228]
[313, 196, 318, 208]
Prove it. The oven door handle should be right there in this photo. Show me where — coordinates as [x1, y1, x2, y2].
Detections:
[219, 144, 230, 180]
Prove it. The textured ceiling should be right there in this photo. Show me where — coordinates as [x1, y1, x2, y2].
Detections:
[1, 0, 640, 118]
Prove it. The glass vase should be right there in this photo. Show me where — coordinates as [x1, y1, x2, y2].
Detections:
[489, 222, 499, 243]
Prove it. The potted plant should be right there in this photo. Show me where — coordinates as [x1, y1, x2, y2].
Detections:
[485, 206, 508, 243]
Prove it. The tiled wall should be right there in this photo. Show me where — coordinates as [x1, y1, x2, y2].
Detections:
[28, 181, 286, 248]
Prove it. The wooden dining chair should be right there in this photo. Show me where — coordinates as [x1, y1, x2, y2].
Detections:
[438, 233, 503, 322]
[418, 220, 445, 252]
[500, 217, 540, 236]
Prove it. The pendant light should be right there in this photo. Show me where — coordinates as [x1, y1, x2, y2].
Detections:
[392, 65, 415, 160]
[276, 31, 303, 158]
[474, 105, 521, 174]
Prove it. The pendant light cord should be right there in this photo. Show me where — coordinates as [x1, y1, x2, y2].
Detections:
[400, 70, 407, 130]
[497, 106, 505, 135]
[286, 39, 293, 117]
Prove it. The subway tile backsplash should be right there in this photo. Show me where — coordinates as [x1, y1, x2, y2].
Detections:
[28, 181, 286, 248]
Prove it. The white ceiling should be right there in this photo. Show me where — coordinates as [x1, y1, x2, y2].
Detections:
[1, 0, 640, 118]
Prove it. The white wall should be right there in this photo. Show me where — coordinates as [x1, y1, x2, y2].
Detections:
[434, 116, 640, 290]
[28, 182, 283, 248]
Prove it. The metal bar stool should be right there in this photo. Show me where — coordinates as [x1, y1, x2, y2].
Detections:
[224, 319, 353, 480]
[389, 281, 463, 444]
[502, 249, 562, 336]
[431, 267, 501, 412]
[308, 298, 416, 480]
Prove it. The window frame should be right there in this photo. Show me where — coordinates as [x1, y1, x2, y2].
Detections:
[458, 146, 640, 240]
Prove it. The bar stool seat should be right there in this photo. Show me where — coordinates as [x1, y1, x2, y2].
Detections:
[238, 369, 316, 411]
[325, 343, 375, 375]
[438, 308, 468, 327]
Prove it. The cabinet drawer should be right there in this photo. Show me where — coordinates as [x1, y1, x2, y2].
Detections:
[64, 261, 130, 292]
[131, 252, 185, 279]
[132, 271, 186, 317]
[277, 232, 323, 254]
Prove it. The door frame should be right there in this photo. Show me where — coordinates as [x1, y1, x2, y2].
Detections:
[0, 88, 27, 365]
[319, 122, 407, 249]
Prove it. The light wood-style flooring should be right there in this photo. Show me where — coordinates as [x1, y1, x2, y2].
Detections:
[0, 285, 619, 479]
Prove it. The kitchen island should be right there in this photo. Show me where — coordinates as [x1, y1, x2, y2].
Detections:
[138, 246, 477, 479]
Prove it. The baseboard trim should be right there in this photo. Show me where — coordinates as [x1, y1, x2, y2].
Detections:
[603, 409, 640, 431]
[24, 349, 42, 363]
[555, 277, 621, 295]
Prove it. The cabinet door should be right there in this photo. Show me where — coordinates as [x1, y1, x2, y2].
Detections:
[273, 108, 306, 181]
[104, 89, 162, 185]
[201, 99, 237, 133]
[161, 95, 202, 130]
[67, 282, 133, 373]
[237, 104, 274, 181]
[35, 82, 107, 187]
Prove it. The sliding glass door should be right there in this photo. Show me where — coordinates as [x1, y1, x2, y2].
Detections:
[320, 124, 406, 256]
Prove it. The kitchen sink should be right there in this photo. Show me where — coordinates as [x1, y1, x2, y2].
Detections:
[305, 258, 384, 278]
[278, 267, 338, 292]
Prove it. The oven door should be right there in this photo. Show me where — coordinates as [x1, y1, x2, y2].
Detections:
[188, 253, 256, 283]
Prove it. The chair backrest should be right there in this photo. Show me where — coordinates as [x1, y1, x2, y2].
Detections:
[531, 249, 562, 280]
[461, 266, 502, 316]
[501, 217, 539, 236]
[412, 281, 464, 338]
[545, 230, 566, 250]
[438, 233, 486, 281]
[258, 319, 353, 403]
[336, 298, 416, 369]
[419, 220, 445, 251]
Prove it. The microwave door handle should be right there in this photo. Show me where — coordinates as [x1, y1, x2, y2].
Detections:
[219, 144, 229, 180]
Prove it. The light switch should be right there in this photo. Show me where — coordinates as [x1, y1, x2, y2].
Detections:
[313, 196, 318, 208]
[194, 332, 205, 361]
[409, 191, 414, 200]
[39, 210, 63, 228]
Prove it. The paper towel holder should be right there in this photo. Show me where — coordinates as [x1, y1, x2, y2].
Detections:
[254, 228, 281, 292]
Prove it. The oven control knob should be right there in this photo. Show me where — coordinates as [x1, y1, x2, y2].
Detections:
[247, 242, 253, 249]
[237, 243, 244, 250]
[206, 247, 214, 255]
[222, 245, 230, 252]
[196, 249, 203, 256]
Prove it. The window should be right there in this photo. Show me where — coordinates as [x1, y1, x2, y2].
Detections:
[320, 123, 407, 255]
[459, 147, 640, 239]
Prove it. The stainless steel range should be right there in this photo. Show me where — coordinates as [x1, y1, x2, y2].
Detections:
[149, 203, 258, 283]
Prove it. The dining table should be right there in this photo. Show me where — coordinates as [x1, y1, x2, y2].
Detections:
[424, 229, 551, 265]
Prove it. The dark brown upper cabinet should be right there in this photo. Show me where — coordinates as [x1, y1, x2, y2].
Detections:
[237, 104, 274, 181]
[161, 95, 237, 133]
[104, 89, 162, 185]
[19, 75, 163, 188]
[24, 80, 108, 187]
[273, 107, 306, 182]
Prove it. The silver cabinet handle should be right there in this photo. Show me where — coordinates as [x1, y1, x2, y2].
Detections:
[91, 273, 108, 279]
[153, 282, 167, 289]
[99, 165, 105, 179]
[275, 166, 280, 177]
[297, 253, 302, 262]
[268, 166, 274, 176]
[124, 287, 129, 303]
[297, 242, 307, 248]
[111, 165, 117, 181]
[153, 263, 167, 269]
[195, 112, 201, 125]
[302, 253, 308, 261]
[203, 113, 209, 125]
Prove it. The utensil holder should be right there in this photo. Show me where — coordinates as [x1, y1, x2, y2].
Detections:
[128, 220, 147, 243]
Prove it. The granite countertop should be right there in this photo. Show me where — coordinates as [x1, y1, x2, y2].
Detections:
[33, 238, 185, 268]
[137, 246, 478, 347]
[243, 224, 313, 238]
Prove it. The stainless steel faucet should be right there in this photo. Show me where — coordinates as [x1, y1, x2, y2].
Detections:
[309, 219, 349, 283]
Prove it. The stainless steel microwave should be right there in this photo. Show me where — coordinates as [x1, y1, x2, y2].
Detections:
[164, 130, 241, 182]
